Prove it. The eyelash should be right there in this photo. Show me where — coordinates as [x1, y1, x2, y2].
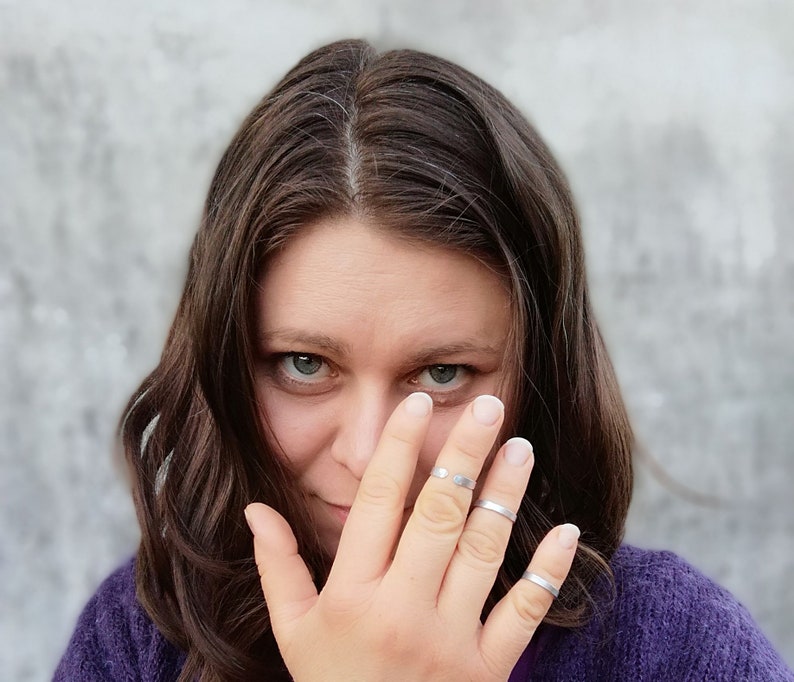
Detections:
[266, 352, 478, 401]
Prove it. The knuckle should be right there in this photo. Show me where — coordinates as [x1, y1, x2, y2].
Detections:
[533, 558, 571, 587]
[449, 433, 488, 463]
[510, 585, 550, 624]
[365, 602, 423, 655]
[321, 592, 367, 624]
[479, 649, 509, 681]
[456, 526, 506, 570]
[371, 625, 407, 655]
[374, 630, 435, 671]
[384, 430, 417, 449]
[254, 560, 267, 581]
[545, 563, 571, 586]
[414, 492, 465, 535]
[481, 476, 519, 502]
[357, 471, 405, 507]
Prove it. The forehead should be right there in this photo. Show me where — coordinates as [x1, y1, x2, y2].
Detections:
[256, 218, 511, 356]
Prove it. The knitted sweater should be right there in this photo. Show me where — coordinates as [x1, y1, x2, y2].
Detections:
[54, 545, 793, 681]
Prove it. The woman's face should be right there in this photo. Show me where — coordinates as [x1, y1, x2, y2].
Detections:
[254, 217, 512, 555]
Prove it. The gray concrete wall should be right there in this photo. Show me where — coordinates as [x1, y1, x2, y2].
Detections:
[2, 1, 792, 679]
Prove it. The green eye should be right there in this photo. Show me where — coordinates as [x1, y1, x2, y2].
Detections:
[427, 365, 458, 384]
[270, 352, 335, 392]
[291, 354, 323, 375]
[415, 364, 470, 390]
[280, 353, 329, 380]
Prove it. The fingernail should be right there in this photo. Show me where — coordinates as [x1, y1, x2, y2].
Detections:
[244, 505, 255, 534]
[557, 523, 580, 550]
[405, 392, 432, 417]
[244, 504, 267, 537]
[503, 437, 533, 466]
[472, 395, 504, 426]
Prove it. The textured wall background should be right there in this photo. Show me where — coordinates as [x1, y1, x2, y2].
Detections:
[2, 1, 792, 679]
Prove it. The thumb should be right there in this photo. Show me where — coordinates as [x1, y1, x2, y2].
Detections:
[245, 502, 318, 643]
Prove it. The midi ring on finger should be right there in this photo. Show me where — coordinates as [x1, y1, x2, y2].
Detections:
[430, 466, 450, 479]
[430, 467, 477, 490]
[472, 498, 518, 523]
[521, 571, 560, 598]
[452, 473, 476, 490]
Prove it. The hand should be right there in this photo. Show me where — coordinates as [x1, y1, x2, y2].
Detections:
[245, 393, 579, 681]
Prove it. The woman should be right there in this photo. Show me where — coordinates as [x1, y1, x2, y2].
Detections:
[55, 39, 792, 681]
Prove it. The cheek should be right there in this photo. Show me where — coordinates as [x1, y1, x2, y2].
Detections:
[257, 391, 332, 472]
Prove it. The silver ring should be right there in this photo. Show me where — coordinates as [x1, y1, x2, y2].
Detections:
[431, 467, 476, 490]
[472, 499, 518, 523]
[521, 571, 560, 598]
[430, 466, 449, 479]
[452, 473, 476, 490]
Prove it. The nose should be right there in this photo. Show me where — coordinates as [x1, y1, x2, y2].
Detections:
[329, 385, 395, 480]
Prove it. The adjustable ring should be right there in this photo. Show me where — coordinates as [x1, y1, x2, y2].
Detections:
[430, 466, 449, 479]
[521, 571, 560, 598]
[472, 498, 518, 523]
[452, 473, 476, 490]
[429, 467, 476, 490]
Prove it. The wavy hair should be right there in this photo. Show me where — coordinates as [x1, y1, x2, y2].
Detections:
[121, 39, 633, 681]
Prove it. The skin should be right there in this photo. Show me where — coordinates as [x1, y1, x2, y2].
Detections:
[246, 217, 578, 680]
[253, 218, 513, 555]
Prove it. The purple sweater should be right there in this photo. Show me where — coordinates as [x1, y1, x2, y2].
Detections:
[55, 545, 793, 681]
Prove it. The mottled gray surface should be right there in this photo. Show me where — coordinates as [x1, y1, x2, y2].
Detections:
[1, 1, 792, 679]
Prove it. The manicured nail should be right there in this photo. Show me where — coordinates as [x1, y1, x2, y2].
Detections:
[557, 523, 580, 549]
[244, 504, 268, 537]
[405, 392, 432, 417]
[503, 437, 533, 466]
[472, 395, 504, 426]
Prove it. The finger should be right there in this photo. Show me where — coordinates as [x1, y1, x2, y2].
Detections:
[328, 392, 433, 588]
[245, 502, 318, 644]
[438, 437, 534, 621]
[478, 523, 580, 676]
[388, 395, 505, 601]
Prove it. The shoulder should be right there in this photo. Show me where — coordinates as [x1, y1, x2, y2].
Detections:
[530, 545, 793, 681]
[609, 545, 792, 679]
[610, 543, 741, 618]
[54, 558, 184, 681]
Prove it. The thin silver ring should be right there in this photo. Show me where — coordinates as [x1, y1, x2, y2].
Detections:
[521, 571, 560, 598]
[452, 473, 477, 490]
[430, 466, 449, 479]
[430, 467, 476, 490]
[472, 499, 518, 523]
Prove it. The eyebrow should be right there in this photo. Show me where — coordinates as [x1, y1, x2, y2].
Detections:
[259, 329, 351, 356]
[259, 328, 502, 364]
[404, 342, 503, 366]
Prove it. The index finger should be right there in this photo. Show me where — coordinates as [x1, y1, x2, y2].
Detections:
[326, 392, 433, 589]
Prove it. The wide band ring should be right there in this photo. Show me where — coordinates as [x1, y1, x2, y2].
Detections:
[521, 571, 560, 598]
[472, 498, 518, 523]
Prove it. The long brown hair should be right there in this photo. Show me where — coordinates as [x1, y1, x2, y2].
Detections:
[121, 39, 633, 681]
